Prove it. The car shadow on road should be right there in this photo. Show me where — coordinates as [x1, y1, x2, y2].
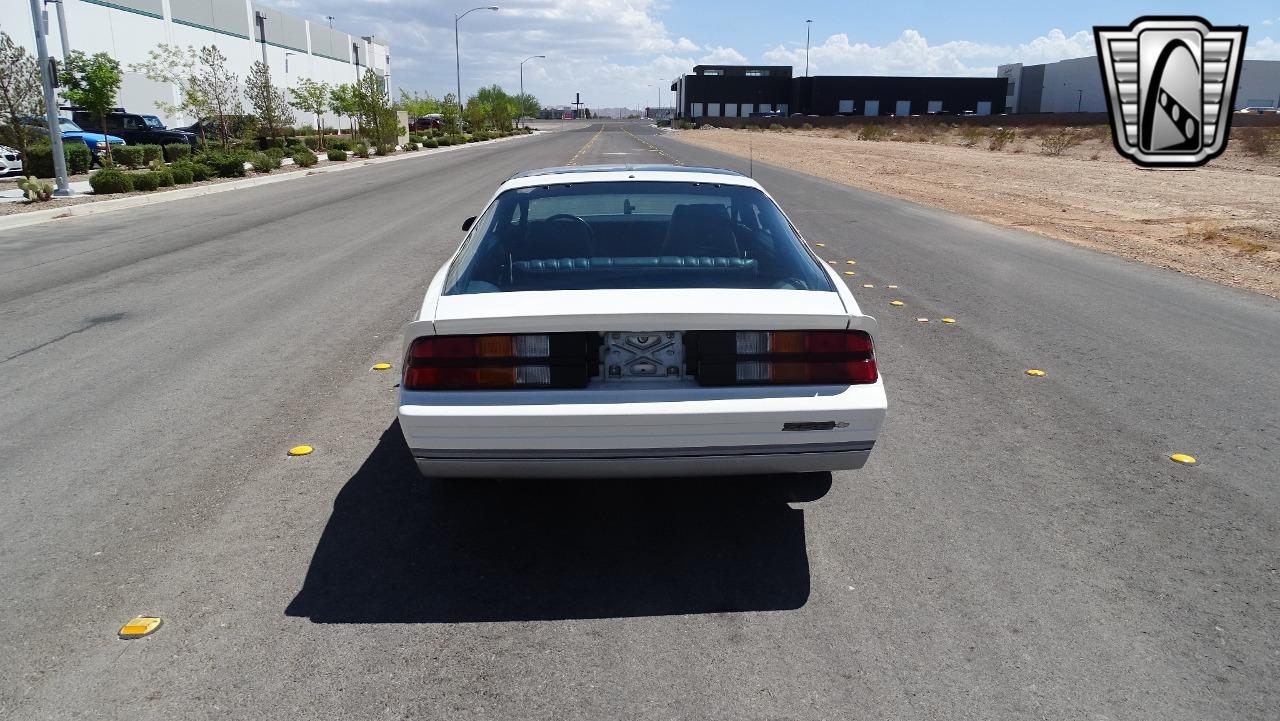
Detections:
[285, 421, 827, 623]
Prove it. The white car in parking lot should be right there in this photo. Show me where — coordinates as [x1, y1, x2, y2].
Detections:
[398, 165, 887, 478]
[0, 145, 23, 175]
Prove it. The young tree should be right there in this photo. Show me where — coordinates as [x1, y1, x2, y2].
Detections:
[0, 32, 44, 160]
[397, 89, 441, 121]
[59, 51, 122, 162]
[352, 68, 396, 147]
[463, 96, 490, 132]
[291, 78, 331, 148]
[474, 85, 515, 130]
[514, 92, 540, 122]
[244, 61, 293, 144]
[439, 92, 459, 134]
[328, 83, 357, 135]
[190, 46, 241, 149]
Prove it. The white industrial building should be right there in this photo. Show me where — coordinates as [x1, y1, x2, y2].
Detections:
[999, 56, 1280, 114]
[2, 0, 390, 127]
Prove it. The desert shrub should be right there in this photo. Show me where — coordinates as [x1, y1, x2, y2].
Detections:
[17, 176, 53, 201]
[88, 167, 133, 193]
[163, 144, 192, 162]
[402, 141, 418, 151]
[153, 169, 174, 187]
[423, 138, 439, 148]
[263, 147, 287, 161]
[987, 127, 1016, 151]
[291, 148, 318, 167]
[198, 150, 250, 177]
[675, 119, 694, 129]
[858, 124, 889, 141]
[23, 142, 93, 177]
[326, 147, 347, 161]
[169, 163, 195, 184]
[801, 122, 814, 131]
[1039, 127, 1085, 156]
[112, 145, 146, 168]
[958, 125, 984, 147]
[437, 136, 452, 147]
[769, 123, 784, 131]
[465, 134, 479, 143]
[132, 171, 161, 191]
[327, 138, 352, 152]
[1236, 128, 1278, 157]
[355, 143, 370, 158]
[137, 144, 164, 164]
[377, 144, 395, 156]
[251, 152, 280, 173]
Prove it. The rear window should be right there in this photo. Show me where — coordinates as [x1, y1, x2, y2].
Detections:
[443, 181, 832, 294]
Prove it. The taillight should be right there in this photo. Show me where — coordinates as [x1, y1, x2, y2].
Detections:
[690, 330, 877, 386]
[403, 333, 593, 390]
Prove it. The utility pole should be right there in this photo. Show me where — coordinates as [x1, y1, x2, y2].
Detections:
[46, 0, 70, 63]
[519, 54, 543, 128]
[28, 0, 70, 194]
[254, 11, 268, 66]
[455, 6, 499, 125]
[326, 15, 334, 29]
[805, 19, 813, 77]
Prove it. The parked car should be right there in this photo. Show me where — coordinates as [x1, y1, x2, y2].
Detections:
[409, 114, 443, 131]
[1, 145, 23, 175]
[72, 111, 196, 148]
[1236, 106, 1280, 115]
[20, 116, 125, 166]
[397, 164, 888, 479]
[176, 115, 256, 145]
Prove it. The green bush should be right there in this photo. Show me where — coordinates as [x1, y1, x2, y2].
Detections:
[23, 142, 93, 177]
[1039, 127, 1085, 156]
[402, 141, 418, 151]
[326, 147, 347, 161]
[465, 134, 479, 143]
[137, 144, 164, 164]
[958, 125, 984, 147]
[163, 144, 192, 162]
[327, 138, 352, 151]
[423, 138, 439, 148]
[768, 123, 784, 131]
[436, 136, 452, 147]
[263, 147, 288, 161]
[88, 167, 133, 193]
[197, 150, 250, 177]
[112, 145, 146, 168]
[355, 143, 370, 158]
[987, 127, 1017, 151]
[132, 171, 161, 191]
[291, 148, 318, 167]
[169, 163, 195, 184]
[858, 124, 889, 141]
[376, 144, 395, 156]
[251, 152, 280, 173]
[153, 169, 174, 187]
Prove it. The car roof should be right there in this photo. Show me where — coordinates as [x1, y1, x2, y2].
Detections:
[500, 164, 761, 191]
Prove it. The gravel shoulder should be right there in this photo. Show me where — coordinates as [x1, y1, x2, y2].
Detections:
[671, 126, 1280, 299]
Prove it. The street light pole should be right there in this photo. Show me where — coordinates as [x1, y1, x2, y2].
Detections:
[519, 54, 544, 128]
[46, 0, 71, 63]
[805, 19, 813, 77]
[28, 0, 70, 194]
[455, 6, 499, 127]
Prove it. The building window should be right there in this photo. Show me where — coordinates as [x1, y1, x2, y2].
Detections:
[927, 100, 943, 114]
[745, 69, 769, 77]
[707, 103, 721, 117]
[691, 103, 704, 117]
[976, 101, 992, 116]
[724, 103, 738, 117]
[863, 100, 879, 116]
[777, 103, 788, 115]
[837, 99, 854, 113]
[703, 69, 723, 76]
[895, 100, 911, 116]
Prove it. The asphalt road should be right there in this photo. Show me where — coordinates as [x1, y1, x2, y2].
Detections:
[1, 122, 1277, 720]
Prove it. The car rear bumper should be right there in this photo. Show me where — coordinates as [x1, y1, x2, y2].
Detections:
[412, 442, 872, 478]
[398, 380, 887, 479]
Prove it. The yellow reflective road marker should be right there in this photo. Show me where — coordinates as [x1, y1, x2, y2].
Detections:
[887, 284, 898, 289]
[941, 317, 956, 324]
[1025, 369, 1046, 377]
[371, 362, 392, 371]
[827, 261, 837, 265]
[843, 271, 856, 276]
[916, 317, 929, 322]
[889, 300, 904, 307]
[287, 445, 314, 457]
[1170, 453, 1198, 465]
[119, 617, 162, 639]
[815, 243, 825, 247]
[862, 283, 875, 288]
[845, 260, 856, 265]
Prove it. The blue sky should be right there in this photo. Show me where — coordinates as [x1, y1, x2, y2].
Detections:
[278, 1, 1279, 108]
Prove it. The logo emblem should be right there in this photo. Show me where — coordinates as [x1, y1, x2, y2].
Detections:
[1094, 16, 1247, 167]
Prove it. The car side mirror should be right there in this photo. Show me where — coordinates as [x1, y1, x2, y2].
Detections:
[461, 216, 475, 232]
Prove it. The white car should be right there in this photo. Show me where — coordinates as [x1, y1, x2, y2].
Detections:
[0, 145, 22, 175]
[398, 165, 887, 478]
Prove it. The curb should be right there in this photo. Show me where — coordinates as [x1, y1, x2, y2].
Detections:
[0, 132, 539, 232]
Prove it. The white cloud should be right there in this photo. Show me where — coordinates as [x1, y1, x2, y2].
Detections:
[1248, 36, 1280, 59]
[1263, 19, 1274, 26]
[761, 28, 1095, 77]
[699, 46, 748, 65]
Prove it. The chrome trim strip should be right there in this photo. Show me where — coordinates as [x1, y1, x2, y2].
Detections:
[412, 440, 874, 460]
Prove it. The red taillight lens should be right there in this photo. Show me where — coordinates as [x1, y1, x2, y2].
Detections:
[403, 334, 590, 390]
[692, 330, 878, 386]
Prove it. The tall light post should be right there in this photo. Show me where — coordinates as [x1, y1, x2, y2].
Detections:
[45, 0, 71, 63]
[647, 83, 659, 117]
[28, 0, 70, 194]
[455, 6, 498, 124]
[804, 19, 813, 77]
[519, 54, 543, 128]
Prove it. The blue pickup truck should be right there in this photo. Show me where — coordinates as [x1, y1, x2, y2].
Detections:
[21, 116, 126, 167]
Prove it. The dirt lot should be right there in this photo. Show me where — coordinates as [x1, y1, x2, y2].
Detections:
[672, 124, 1280, 299]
